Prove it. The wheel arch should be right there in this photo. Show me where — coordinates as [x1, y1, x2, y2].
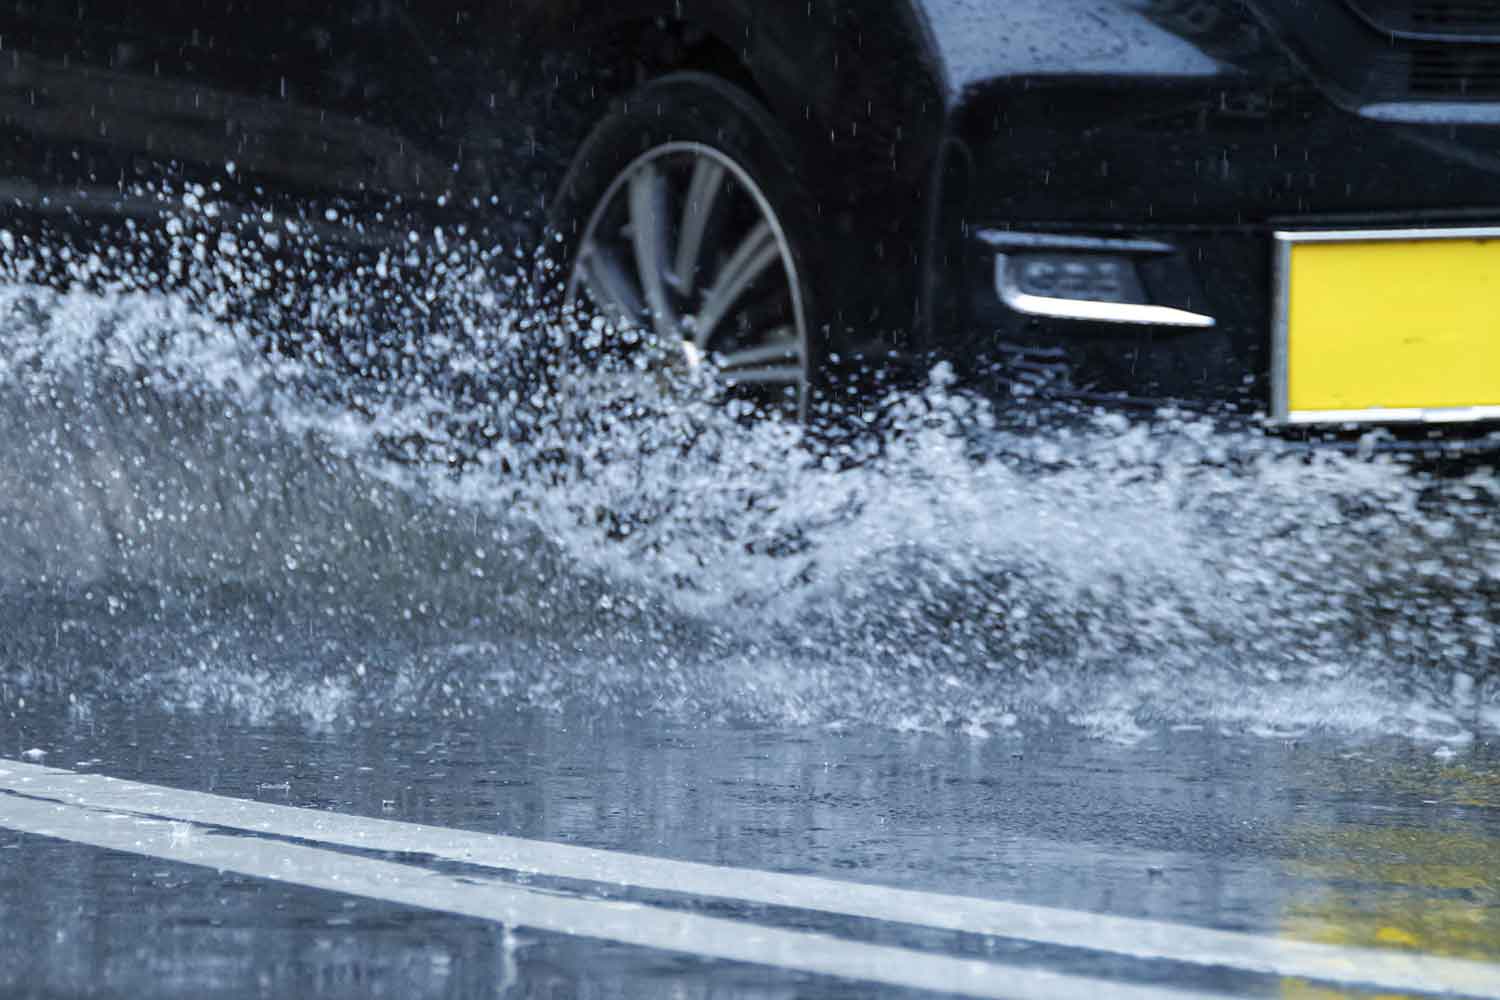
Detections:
[505, 0, 950, 354]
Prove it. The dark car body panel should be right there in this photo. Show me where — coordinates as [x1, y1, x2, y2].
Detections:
[923, 1, 1500, 416]
[1, 0, 1497, 430]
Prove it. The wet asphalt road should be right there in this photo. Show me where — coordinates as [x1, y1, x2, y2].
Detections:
[2, 704, 1498, 999]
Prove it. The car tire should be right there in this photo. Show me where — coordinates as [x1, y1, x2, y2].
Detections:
[549, 71, 824, 421]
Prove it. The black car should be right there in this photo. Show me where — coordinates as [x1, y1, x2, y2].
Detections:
[4, 1, 1500, 443]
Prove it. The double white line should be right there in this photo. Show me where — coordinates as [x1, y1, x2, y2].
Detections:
[2, 758, 1497, 999]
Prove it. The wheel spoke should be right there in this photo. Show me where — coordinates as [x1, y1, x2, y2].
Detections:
[673, 157, 726, 299]
[694, 220, 780, 350]
[628, 163, 678, 343]
[714, 330, 802, 371]
[577, 240, 644, 321]
[566, 144, 810, 419]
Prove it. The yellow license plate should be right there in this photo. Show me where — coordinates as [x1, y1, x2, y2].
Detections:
[1273, 228, 1500, 425]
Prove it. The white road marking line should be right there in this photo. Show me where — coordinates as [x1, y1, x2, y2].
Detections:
[0, 792, 1222, 1000]
[4, 759, 1500, 998]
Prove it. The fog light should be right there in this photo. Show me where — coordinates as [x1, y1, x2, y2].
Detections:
[995, 252, 1216, 328]
[1011, 254, 1144, 304]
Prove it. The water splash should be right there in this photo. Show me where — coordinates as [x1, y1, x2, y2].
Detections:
[0, 230, 1495, 742]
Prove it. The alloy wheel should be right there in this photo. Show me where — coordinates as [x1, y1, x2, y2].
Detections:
[564, 141, 811, 420]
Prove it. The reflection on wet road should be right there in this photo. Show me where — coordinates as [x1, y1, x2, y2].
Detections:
[3, 708, 1498, 998]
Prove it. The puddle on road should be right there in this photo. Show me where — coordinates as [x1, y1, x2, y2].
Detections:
[0, 225, 1496, 743]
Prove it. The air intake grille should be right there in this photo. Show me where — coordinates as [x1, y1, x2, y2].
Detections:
[1349, 1, 1500, 39]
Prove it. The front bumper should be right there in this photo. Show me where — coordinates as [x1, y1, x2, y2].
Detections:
[933, 70, 1500, 441]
